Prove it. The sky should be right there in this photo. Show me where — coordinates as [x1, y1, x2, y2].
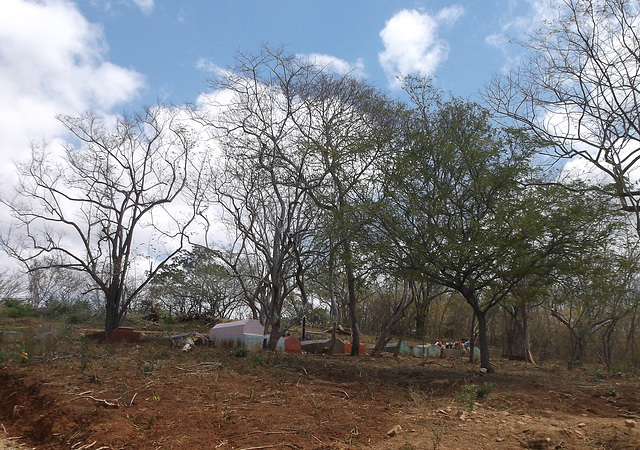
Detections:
[0, 0, 554, 272]
[0, 0, 550, 171]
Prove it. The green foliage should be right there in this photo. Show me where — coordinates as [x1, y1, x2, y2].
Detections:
[248, 353, 265, 366]
[0, 348, 9, 364]
[1, 299, 33, 318]
[146, 245, 233, 319]
[475, 382, 495, 399]
[0, 346, 22, 364]
[456, 383, 478, 411]
[68, 301, 92, 324]
[33, 300, 96, 325]
[234, 347, 248, 358]
[141, 360, 163, 375]
[456, 382, 495, 411]
[162, 313, 178, 325]
[591, 367, 605, 382]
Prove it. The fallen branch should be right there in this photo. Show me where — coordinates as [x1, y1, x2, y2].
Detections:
[238, 446, 277, 450]
[69, 394, 119, 408]
[71, 440, 97, 449]
[330, 390, 350, 400]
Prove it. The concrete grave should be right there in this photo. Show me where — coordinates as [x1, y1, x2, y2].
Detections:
[210, 319, 266, 351]
[301, 338, 345, 354]
[413, 344, 442, 358]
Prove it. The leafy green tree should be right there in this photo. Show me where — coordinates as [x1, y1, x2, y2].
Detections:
[375, 81, 622, 371]
[146, 245, 240, 319]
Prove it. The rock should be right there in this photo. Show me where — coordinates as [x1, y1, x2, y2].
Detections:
[496, 437, 505, 442]
[577, 422, 586, 427]
[625, 419, 636, 428]
[386, 425, 403, 437]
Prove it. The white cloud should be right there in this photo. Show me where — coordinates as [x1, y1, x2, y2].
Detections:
[485, 0, 559, 72]
[301, 53, 365, 78]
[195, 57, 227, 77]
[0, 0, 145, 176]
[197, 54, 365, 80]
[378, 6, 464, 89]
[132, 0, 154, 14]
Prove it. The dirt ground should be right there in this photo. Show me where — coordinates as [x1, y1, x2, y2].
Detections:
[1, 327, 639, 449]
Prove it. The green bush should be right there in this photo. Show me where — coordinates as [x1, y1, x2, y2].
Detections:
[234, 347, 248, 358]
[591, 367, 605, 382]
[475, 382, 495, 399]
[162, 313, 178, 325]
[456, 382, 495, 411]
[456, 383, 478, 411]
[1, 299, 32, 318]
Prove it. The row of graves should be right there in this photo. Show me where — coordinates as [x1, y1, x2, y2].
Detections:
[206, 319, 480, 359]
[1, 320, 479, 359]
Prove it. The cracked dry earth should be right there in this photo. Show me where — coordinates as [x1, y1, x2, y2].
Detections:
[0, 338, 639, 449]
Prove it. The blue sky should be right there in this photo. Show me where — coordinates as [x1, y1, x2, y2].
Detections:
[0, 0, 549, 171]
[78, 0, 512, 106]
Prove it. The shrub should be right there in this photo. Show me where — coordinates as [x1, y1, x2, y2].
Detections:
[456, 383, 477, 411]
[456, 382, 495, 411]
[162, 313, 178, 325]
[1, 299, 32, 318]
[475, 382, 495, 399]
[234, 347, 248, 358]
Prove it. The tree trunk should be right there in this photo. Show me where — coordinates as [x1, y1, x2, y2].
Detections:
[374, 280, 410, 353]
[394, 333, 404, 357]
[501, 306, 522, 360]
[267, 320, 281, 351]
[626, 310, 638, 365]
[600, 319, 618, 372]
[476, 310, 492, 372]
[520, 300, 533, 366]
[468, 313, 476, 364]
[461, 288, 492, 372]
[414, 284, 430, 339]
[567, 327, 590, 370]
[342, 240, 360, 356]
[105, 296, 121, 332]
[328, 245, 338, 355]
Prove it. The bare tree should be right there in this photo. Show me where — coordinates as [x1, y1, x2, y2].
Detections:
[0, 267, 27, 302]
[549, 238, 640, 369]
[199, 47, 323, 349]
[485, 0, 640, 235]
[1, 107, 209, 331]
[27, 256, 91, 309]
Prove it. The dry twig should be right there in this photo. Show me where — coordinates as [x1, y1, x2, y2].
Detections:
[69, 394, 119, 408]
